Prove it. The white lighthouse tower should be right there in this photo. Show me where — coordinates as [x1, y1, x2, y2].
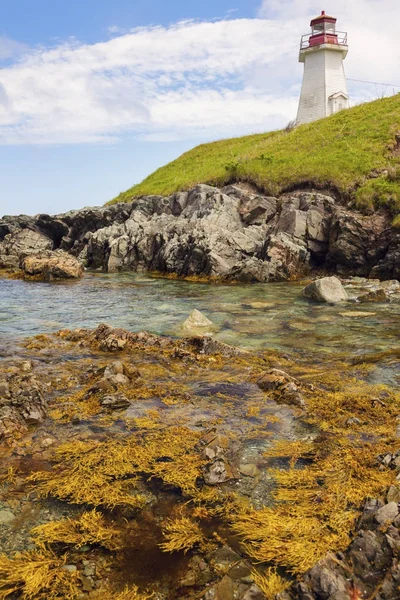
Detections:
[296, 11, 349, 125]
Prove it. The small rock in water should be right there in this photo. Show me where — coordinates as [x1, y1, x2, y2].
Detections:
[241, 301, 275, 310]
[239, 463, 260, 478]
[181, 309, 218, 336]
[303, 276, 348, 303]
[100, 393, 131, 410]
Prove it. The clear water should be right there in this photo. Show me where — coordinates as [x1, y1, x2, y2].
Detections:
[1, 273, 399, 358]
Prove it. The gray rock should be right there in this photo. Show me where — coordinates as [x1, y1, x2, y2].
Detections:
[375, 502, 399, 525]
[1, 186, 398, 282]
[303, 276, 348, 303]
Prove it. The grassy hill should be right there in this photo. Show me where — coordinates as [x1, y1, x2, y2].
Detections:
[110, 95, 400, 223]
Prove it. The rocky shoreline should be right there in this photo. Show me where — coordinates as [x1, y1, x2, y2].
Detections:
[1, 184, 399, 282]
[0, 324, 399, 599]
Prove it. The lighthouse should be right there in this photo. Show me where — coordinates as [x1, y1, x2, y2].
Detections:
[296, 11, 349, 125]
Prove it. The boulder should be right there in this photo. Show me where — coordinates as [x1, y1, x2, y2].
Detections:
[21, 250, 83, 280]
[0, 228, 53, 268]
[303, 276, 348, 303]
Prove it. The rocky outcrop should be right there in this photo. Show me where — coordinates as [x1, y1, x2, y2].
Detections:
[1, 185, 399, 282]
[21, 250, 83, 280]
[0, 363, 47, 445]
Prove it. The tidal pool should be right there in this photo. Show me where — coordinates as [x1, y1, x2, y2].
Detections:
[1, 272, 399, 359]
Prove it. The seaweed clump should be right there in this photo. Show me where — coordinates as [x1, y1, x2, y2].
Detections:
[31, 510, 123, 551]
[232, 375, 400, 575]
[159, 516, 207, 554]
[28, 426, 206, 508]
[0, 549, 81, 600]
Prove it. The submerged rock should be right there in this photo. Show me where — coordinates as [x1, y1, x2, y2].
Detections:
[303, 276, 348, 303]
[257, 369, 305, 408]
[21, 250, 83, 280]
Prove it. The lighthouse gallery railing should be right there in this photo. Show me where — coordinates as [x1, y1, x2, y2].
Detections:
[300, 31, 348, 49]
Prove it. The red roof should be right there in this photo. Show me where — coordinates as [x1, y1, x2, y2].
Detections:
[310, 10, 337, 25]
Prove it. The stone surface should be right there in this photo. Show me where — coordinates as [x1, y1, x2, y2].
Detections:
[22, 250, 83, 280]
[303, 276, 348, 303]
[1, 186, 398, 281]
[0, 510, 15, 525]
[375, 501, 399, 525]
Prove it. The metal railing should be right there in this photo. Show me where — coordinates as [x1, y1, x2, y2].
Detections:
[300, 31, 348, 49]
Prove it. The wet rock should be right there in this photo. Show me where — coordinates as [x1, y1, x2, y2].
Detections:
[203, 459, 233, 485]
[103, 361, 130, 385]
[180, 555, 213, 587]
[375, 501, 399, 525]
[241, 584, 266, 600]
[188, 336, 246, 358]
[387, 485, 400, 504]
[0, 509, 15, 525]
[356, 288, 389, 302]
[300, 557, 348, 599]
[215, 575, 235, 600]
[181, 309, 218, 336]
[303, 276, 348, 303]
[100, 393, 131, 410]
[256, 369, 305, 408]
[0, 368, 47, 444]
[22, 250, 83, 280]
[239, 464, 260, 478]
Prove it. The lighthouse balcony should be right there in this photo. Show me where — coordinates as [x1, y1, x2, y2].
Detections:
[300, 31, 347, 49]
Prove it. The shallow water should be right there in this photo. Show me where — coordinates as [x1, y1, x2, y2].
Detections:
[0, 272, 399, 358]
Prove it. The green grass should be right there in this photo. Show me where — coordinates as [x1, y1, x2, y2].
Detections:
[110, 95, 400, 219]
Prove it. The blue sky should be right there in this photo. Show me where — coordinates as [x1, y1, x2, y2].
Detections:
[0, 0, 398, 216]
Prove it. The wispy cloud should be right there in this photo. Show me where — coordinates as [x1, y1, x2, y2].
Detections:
[0, 2, 398, 146]
[0, 19, 298, 145]
[0, 36, 27, 62]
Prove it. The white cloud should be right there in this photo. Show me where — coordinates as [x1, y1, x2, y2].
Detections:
[0, 3, 398, 146]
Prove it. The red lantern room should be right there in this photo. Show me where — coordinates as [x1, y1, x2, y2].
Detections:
[300, 10, 347, 50]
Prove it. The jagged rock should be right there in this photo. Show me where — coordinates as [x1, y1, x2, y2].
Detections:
[303, 276, 348, 303]
[1, 186, 398, 281]
[0, 367, 47, 445]
[257, 369, 305, 407]
[0, 228, 53, 268]
[22, 250, 83, 280]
